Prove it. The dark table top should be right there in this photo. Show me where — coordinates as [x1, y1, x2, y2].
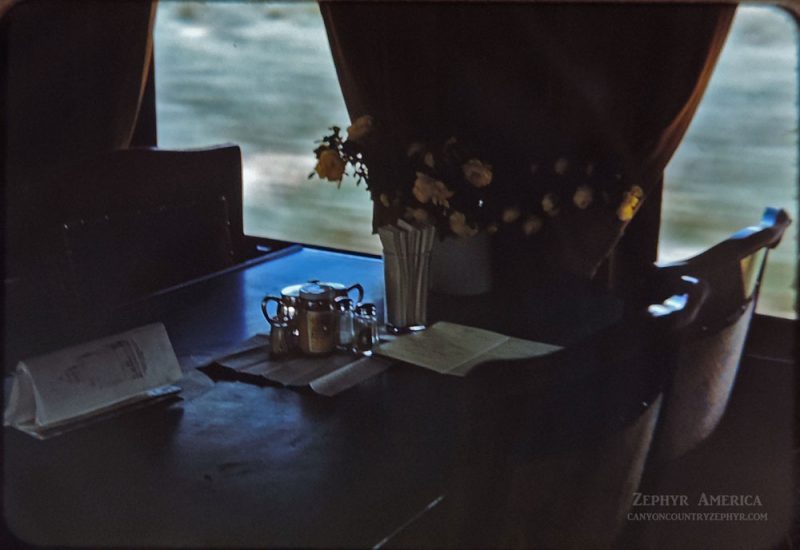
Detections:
[3, 247, 645, 548]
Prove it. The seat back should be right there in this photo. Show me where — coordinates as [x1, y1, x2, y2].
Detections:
[62, 196, 234, 308]
[2, 0, 157, 269]
[650, 207, 791, 463]
[2, 3, 246, 364]
[434, 275, 707, 548]
[56, 146, 245, 308]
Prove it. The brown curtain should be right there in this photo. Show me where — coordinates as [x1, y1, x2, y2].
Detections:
[320, 1, 735, 282]
[3, 0, 157, 267]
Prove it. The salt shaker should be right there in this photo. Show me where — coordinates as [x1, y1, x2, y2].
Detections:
[353, 303, 379, 354]
[335, 297, 355, 350]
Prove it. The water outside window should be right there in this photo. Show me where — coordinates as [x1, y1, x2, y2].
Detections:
[154, 2, 374, 252]
[154, 2, 798, 318]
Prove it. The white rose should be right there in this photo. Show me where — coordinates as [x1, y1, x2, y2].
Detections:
[554, 157, 569, 175]
[404, 207, 430, 223]
[407, 142, 425, 157]
[346, 115, 374, 142]
[412, 173, 435, 203]
[501, 206, 521, 224]
[542, 193, 560, 217]
[462, 159, 493, 188]
[449, 211, 479, 238]
[412, 172, 453, 207]
[431, 180, 453, 207]
[522, 215, 543, 236]
[573, 185, 593, 210]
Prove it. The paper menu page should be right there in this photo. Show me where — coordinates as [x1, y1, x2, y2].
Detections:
[376, 322, 507, 373]
[375, 322, 562, 377]
[5, 323, 182, 429]
[447, 333, 562, 376]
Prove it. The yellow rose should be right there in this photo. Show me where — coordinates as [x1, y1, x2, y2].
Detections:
[573, 185, 593, 210]
[462, 159, 493, 188]
[449, 211, 479, 238]
[617, 185, 644, 221]
[346, 115, 373, 142]
[618, 205, 634, 221]
[315, 149, 346, 182]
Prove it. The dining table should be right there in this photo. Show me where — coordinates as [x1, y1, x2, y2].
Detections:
[2, 246, 657, 548]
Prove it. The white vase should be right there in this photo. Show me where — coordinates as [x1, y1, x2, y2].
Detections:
[429, 231, 493, 296]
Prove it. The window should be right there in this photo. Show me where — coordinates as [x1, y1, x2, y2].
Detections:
[155, 2, 797, 317]
[661, 5, 798, 318]
[154, 1, 379, 254]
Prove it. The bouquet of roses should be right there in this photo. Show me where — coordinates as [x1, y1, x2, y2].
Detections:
[311, 115, 643, 238]
[311, 115, 499, 238]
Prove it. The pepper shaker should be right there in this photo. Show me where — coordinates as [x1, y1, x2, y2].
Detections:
[353, 303, 379, 355]
[269, 314, 292, 358]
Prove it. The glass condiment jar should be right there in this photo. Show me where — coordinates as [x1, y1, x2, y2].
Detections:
[335, 297, 355, 350]
[353, 303, 379, 354]
[296, 284, 336, 355]
[269, 313, 292, 359]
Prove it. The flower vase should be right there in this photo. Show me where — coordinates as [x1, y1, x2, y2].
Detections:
[429, 231, 492, 296]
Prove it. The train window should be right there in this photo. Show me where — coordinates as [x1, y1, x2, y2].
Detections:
[153, 1, 379, 254]
[155, 2, 797, 317]
[660, 5, 798, 318]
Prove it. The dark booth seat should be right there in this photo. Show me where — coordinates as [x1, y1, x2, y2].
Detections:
[618, 207, 795, 550]
[56, 145, 248, 307]
[419, 273, 706, 549]
[3, 145, 252, 372]
[646, 207, 791, 464]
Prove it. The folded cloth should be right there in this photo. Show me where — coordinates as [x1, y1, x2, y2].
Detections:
[199, 334, 390, 396]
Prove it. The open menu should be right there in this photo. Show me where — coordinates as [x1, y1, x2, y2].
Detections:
[4, 323, 182, 438]
[375, 322, 562, 376]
